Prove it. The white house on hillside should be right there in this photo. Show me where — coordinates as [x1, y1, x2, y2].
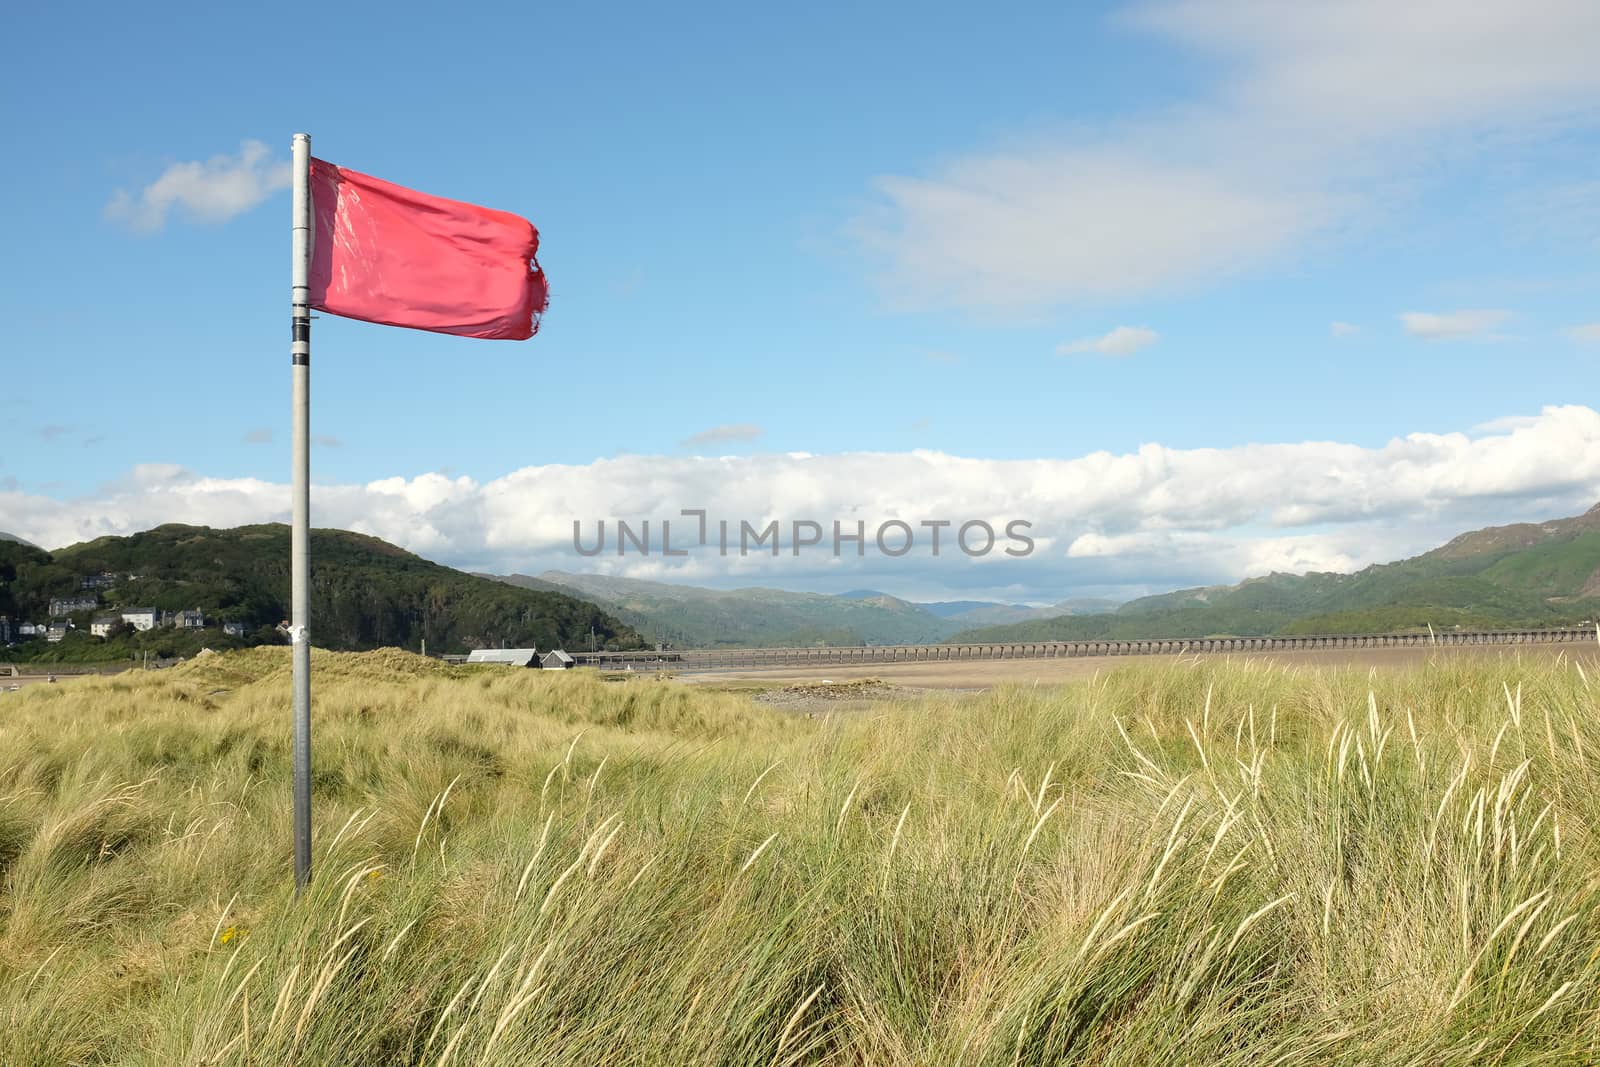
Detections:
[91, 613, 121, 638]
[122, 608, 159, 632]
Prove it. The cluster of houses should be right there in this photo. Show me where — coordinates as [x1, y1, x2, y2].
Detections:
[462, 647, 576, 669]
[2, 581, 250, 645]
[83, 607, 242, 638]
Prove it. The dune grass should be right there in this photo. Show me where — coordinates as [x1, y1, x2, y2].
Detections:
[2, 646, 1599, 1064]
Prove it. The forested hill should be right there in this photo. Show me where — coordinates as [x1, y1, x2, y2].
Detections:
[951, 503, 1600, 642]
[1, 524, 642, 661]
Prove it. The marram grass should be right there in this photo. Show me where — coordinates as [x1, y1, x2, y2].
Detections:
[2, 647, 1599, 1064]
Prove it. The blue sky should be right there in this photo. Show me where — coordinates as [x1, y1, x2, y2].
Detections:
[5, 1, 1600, 601]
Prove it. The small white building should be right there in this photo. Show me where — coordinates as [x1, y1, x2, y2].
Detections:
[122, 607, 160, 632]
[91, 613, 122, 638]
[18, 621, 44, 637]
[540, 649, 576, 670]
[46, 621, 72, 643]
[223, 621, 247, 637]
[175, 608, 206, 629]
[465, 648, 538, 667]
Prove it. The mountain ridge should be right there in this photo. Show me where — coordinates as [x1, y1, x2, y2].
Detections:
[2, 524, 643, 662]
[484, 572, 1124, 648]
[951, 504, 1600, 643]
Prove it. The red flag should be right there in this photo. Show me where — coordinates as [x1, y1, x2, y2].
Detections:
[307, 159, 547, 340]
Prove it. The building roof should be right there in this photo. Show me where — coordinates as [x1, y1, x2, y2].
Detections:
[541, 649, 575, 665]
[465, 648, 538, 666]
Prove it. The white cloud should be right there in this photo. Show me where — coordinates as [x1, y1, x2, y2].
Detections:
[679, 423, 765, 449]
[1565, 322, 1600, 342]
[106, 140, 290, 233]
[857, 1, 1600, 311]
[1330, 321, 1361, 338]
[7, 406, 1599, 602]
[1400, 309, 1512, 341]
[863, 156, 1323, 310]
[1058, 325, 1160, 357]
[1129, 0, 1600, 132]
[1473, 413, 1543, 433]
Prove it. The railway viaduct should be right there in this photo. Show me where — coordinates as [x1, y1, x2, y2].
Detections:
[571, 625, 1598, 672]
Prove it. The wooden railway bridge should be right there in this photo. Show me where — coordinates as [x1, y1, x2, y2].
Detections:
[570, 625, 1597, 672]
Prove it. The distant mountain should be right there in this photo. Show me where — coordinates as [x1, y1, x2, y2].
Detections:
[0, 531, 40, 549]
[2, 524, 642, 662]
[900, 599, 1004, 618]
[510, 572, 963, 647]
[930, 597, 1123, 628]
[477, 572, 569, 595]
[952, 503, 1600, 642]
[488, 574, 1123, 648]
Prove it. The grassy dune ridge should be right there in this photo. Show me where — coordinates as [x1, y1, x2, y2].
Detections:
[2, 649, 1599, 1063]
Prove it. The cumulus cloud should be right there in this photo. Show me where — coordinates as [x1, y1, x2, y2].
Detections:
[1058, 326, 1159, 357]
[1330, 321, 1361, 338]
[679, 423, 765, 449]
[106, 140, 291, 233]
[6, 406, 1599, 603]
[1400, 309, 1512, 341]
[1565, 322, 1600, 342]
[857, 1, 1600, 311]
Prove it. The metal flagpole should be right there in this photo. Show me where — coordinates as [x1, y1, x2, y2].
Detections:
[289, 132, 313, 892]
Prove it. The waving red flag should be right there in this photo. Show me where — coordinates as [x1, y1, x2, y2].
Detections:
[307, 159, 547, 340]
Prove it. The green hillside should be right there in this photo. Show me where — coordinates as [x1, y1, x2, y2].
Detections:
[952, 504, 1600, 642]
[506, 571, 964, 647]
[1, 524, 642, 662]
